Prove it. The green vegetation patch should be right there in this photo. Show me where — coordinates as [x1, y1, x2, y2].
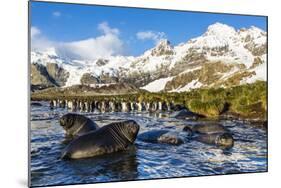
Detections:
[31, 81, 267, 120]
[188, 98, 226, 117]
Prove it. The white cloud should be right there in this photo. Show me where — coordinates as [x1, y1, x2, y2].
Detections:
[30, 22, 125, 60]
[52, 11, 61, 17]
[98, 22, 119, 35]
[31, 27, 41, 38]
[136, 31, 166, 43]
[57, 31, 124, 60]
[30, 27, 54, 51]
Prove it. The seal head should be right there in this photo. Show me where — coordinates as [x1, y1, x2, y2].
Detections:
[215, 133, 234, 149]
[59, 113, 99, 137]
[110, 120, 140, 143]
[59, 113, 76, 130]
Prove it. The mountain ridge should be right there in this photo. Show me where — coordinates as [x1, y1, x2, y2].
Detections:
[30, 22, 267, 93]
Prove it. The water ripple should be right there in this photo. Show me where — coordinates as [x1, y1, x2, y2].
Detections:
[30, 102, 267, 187]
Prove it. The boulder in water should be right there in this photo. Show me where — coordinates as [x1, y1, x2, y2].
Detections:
[31, 102, 43, 107]
[171, 109, 201, 120]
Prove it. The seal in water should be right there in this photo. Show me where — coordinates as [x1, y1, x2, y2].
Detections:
[138, 130, 184, 145]
[61, 120, 140, 159]
[194, 132, 234, 149]
[183, 123, 234, 149]
[59, 113, 99, 137]
[183, 123, 229, 135]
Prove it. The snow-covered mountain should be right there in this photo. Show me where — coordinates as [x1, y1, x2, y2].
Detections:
[31, 22, 267, 92]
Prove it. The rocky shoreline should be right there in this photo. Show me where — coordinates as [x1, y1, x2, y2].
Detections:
[30, 100, 267, 130]
[31, 81, 267, 126]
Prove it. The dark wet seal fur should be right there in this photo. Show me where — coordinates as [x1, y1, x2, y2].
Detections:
[59, 113, 99, 137]
[61, 120, 140, 159]
[138, 130, 184, 145]
[195, 132, 234, 149]
[183, 123, 234, 149]
[183, 123, 229, 135]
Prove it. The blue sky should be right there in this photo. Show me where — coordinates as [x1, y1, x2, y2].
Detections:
[30, 1, 267, 58]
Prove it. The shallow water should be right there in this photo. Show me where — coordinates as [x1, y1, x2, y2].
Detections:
[30, 101, 267, 187]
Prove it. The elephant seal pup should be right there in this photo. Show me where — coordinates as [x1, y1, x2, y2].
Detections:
[183, 123, 229, 135]
[194, 132, 234, 149]
[61, 120, 140, 159]
[138, 130, 184, 145]
[59, 113, 99, 137]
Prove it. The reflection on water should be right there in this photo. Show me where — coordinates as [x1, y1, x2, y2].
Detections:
[30, 101, 267, 187]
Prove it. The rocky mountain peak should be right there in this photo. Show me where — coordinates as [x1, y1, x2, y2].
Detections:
[31, 23, 267, 92]
[240, 26, 266, 35]
[187, 23, 238, 49]
[95, 58, 109, 66]
[204, 22, 236, 38]
[157, 39, 171, 47]
[239, 26, 266, 47]
[150, 39, 174, 56]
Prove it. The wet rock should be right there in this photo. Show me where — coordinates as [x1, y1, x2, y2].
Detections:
[171, 104, 186, 111]
[182, 125, 193, 134]
[31, 102, 42, 107]
[80, 73, 100, 85]
[170, 109, 201, 120]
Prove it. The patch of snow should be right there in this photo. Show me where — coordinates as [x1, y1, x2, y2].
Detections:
[141, 77, 174, 92]
[190, 23, 237, 49]
[169, 79, 203, 92]
[241, 62, 267, 84]
[218, 66, 240, 80]
[239, 26, 266, 46]
[63, 65, 86, 86]
[179, 66, 202, 75]
[89, 83, 114, 88]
